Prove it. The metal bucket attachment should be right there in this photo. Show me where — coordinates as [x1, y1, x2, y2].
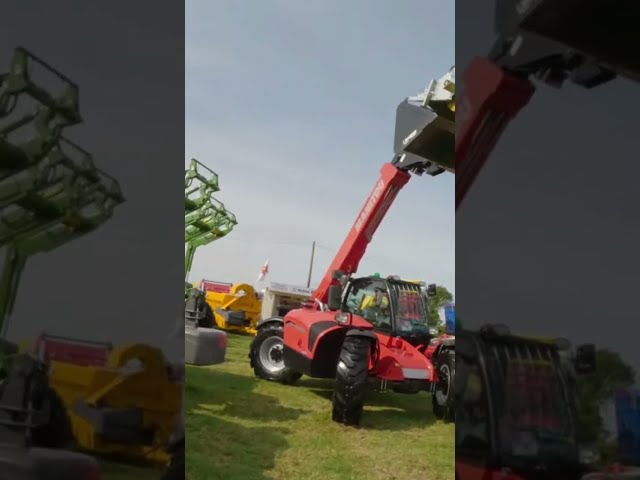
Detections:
[393, 68, 455, 174]
[495, 0, 640, 84]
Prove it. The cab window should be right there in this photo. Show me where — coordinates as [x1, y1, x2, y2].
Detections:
[343, 279, 392, 332]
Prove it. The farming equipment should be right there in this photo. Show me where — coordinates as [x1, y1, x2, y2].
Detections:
[31, 334, 185, 465]
[0, 47, 124, 478]
[455, 1, 640, 478]
[184, 158, 237, 328]
[200, 281, 261, 335]
[249, 67, 455, 425]
[46, 342, 182, 465]
[456, 325, 597, 480]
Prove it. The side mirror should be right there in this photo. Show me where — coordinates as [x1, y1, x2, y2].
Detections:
[575, 343, 596, 374]
[332, 270, 349, 287]
[332, 270, 345, 280]
[328, 285, 343, 311]
[426, 283, 437, 297]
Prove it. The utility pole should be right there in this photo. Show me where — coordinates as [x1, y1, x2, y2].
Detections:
[306, 241, 316, 288]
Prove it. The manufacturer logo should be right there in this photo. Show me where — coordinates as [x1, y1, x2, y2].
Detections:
[354, 179, 385, 232]
[402, 129, 418, 146]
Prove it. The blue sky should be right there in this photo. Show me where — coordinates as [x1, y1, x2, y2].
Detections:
[186, 0, 454, 295]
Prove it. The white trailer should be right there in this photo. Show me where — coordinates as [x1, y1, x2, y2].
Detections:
[260, 282, 315, 320]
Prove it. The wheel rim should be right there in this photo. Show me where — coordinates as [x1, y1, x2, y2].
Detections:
[435, 364, 450, 406]
[259, 336, 285, 373]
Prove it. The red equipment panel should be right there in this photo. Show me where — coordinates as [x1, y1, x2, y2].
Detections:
[456, 57, 535, 209]
[200, 279, 232, 294]
[34, 333, 112, 367]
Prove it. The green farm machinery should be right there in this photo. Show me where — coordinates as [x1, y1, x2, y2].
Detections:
[0, 47, 124, 478]
[184, 158, 237, 327]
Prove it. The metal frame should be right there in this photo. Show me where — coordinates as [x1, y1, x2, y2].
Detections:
[0, 47, 124, 337]
[184, 158, 237, 280]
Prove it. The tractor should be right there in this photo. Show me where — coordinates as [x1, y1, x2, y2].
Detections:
[250, 272, 455, 424]
[249, 67, 456, 425]
[456, 324, 597, 479]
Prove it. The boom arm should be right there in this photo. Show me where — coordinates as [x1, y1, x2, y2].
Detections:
[456, 59, 534, 209]
[311, 164, 411, 304]
[311, 69, 455, 305]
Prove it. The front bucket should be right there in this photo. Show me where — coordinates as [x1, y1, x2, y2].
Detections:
[393, 101, 454, 173]
[497, 0, 640, 83]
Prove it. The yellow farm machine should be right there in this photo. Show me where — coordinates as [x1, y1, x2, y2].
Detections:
[197, 279, 261, 335]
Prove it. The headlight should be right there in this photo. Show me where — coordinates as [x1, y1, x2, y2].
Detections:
[335, 312, 350, 324]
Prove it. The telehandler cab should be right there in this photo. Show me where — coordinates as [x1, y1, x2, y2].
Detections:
[249, 68, 455, 425]
[456, 325, 597, 480]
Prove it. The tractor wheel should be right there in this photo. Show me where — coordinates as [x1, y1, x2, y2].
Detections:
[332, 336, 371, 426]
[161, 437, 185, 480]
[197, 303, 215, 329]
[31, 387, 73, 448]
[249, 323, 302, 384]
[432, 349, 455, 422]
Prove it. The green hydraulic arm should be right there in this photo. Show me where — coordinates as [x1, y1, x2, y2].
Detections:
[0, 47, 124, 337]
[184, 158, 237, 281]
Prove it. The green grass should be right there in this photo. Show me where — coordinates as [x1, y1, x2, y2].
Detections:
[186, 334, 454, 480]
[100, 461, 160, 480]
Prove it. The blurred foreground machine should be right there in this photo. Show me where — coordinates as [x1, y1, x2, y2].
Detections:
[0, 47, 124, 479]
[454, 1, 640, 479]
[31, 334, 183, 465]
[46, 342, 182, 465]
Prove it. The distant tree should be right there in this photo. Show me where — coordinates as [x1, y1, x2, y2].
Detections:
[426, 286, 453, 329]
[576, 349, 635, 451]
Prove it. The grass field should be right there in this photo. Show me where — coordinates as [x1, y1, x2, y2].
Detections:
[101, 461, 160, 480]
[185, 334, 454, 480]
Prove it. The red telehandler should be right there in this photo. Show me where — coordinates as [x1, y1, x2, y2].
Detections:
[249, 68, 455, 425]
[455, 1, 639, 479]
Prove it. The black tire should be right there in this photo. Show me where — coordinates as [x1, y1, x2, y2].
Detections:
[432, 349, 455, 422]
[197, 303, 215, 329]
[31, 387, 73, 448]
[332, 336, 371, 426]
[249, 323, 302, 384]
[161, 438, 185, 480]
